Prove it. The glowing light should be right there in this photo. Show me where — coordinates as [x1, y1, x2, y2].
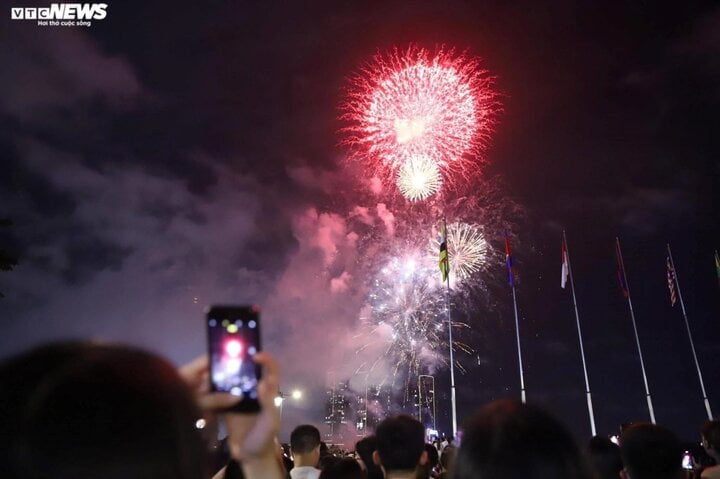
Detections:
[227, 324, 238, 333]
[224, 339, 242, 358]
[395, 117, 426, 144]
[396, 156, 442, 201]
[291, 389, 303, 400]
[225, 359, 241, 374]
[341, 45, 499, 189]
[274, 396, 284, 407]
[195, 418, 206, 429]
[403, 258, 416, 275]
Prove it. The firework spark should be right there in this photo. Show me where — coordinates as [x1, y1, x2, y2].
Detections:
[433, 222, 488, 282]
[356, 251, 472, 381]
[396, 155, 442, 201]
[341, 45, 499, 187]
[367, 255, 444, 377]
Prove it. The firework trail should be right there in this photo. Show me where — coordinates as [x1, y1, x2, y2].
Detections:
[340, 45, 500, 198]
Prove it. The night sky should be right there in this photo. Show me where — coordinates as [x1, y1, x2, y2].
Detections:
[1, 1, 719, 443]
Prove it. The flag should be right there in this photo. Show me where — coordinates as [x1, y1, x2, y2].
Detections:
[439, 222, 449, 282]
[715, 250, 720, 287]
[505, 230, 514, 287]
[561, 238, 569, 289]
[615, 241, 629, 298]
[666, 256, 677, 307]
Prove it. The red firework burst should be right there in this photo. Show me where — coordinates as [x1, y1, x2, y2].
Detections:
[341, 45, 500, 186]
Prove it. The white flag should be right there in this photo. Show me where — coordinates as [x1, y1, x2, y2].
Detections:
[561, 239, 569, 289]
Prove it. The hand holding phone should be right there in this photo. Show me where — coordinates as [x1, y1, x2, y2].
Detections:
[206, 305, 262, 412]
[179, 351, 282, 472]
[224, 351, 282, 477]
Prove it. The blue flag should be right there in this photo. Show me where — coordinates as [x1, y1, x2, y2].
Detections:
[505, 230, 514, 287]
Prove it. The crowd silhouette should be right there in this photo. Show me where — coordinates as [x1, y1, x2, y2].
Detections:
[1, 341, 717, 479]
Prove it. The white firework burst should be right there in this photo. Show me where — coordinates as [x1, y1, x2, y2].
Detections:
[396, 156, 442, 201]
[433, 222, 488, 281]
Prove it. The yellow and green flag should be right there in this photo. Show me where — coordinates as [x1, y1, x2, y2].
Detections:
[439, 222, 449, 282]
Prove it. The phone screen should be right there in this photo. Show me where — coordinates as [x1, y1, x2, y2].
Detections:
[206, 305, 261, 412]
[682, 452, 693, 470]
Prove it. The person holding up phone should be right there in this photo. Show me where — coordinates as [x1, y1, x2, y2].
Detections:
[0, 309, 283, 479]
[180, 350, 284, 478]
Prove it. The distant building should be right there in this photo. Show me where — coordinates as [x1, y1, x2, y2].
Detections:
[324, 380, 351, 445]
[327, 376, 437, 441]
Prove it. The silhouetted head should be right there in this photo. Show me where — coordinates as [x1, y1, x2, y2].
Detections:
[374, 414, 426, 473]
[702, 420, 720, 458]
[424, 442, 439, 468]
[290, 424, 321, 467]
[416, 443, 440, 479]
[290, 425, 321, 454]
[452, 400, 592, 479]
[440, 445, 456, 471]
[355, 435, 383, 479]
[620, 423, 682, 479]
[587, 436, 623, 479]
[0, 341, 205, 479]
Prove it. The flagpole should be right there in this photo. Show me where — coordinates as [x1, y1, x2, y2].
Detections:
[442, 218, 458, 436]
[511, 283, 526, 404]
[506, 231, 526, 404]
[667, 243, 713, 420]
[616, 237, 656, 424]
[445, 274, 458, 435]
[564, 230, 597, 435]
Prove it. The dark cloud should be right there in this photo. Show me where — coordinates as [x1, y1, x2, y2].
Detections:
[0, 25, 143, 130]
[61, 236, 133, 284]
[0, 151, 77, 219]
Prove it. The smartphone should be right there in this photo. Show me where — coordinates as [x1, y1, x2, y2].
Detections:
[206, 305, 262, 412]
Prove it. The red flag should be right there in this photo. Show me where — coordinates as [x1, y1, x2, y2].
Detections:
[561, 239, 569, 289]
[666, 257, 677, 307]
[615, 240, 629, 298]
